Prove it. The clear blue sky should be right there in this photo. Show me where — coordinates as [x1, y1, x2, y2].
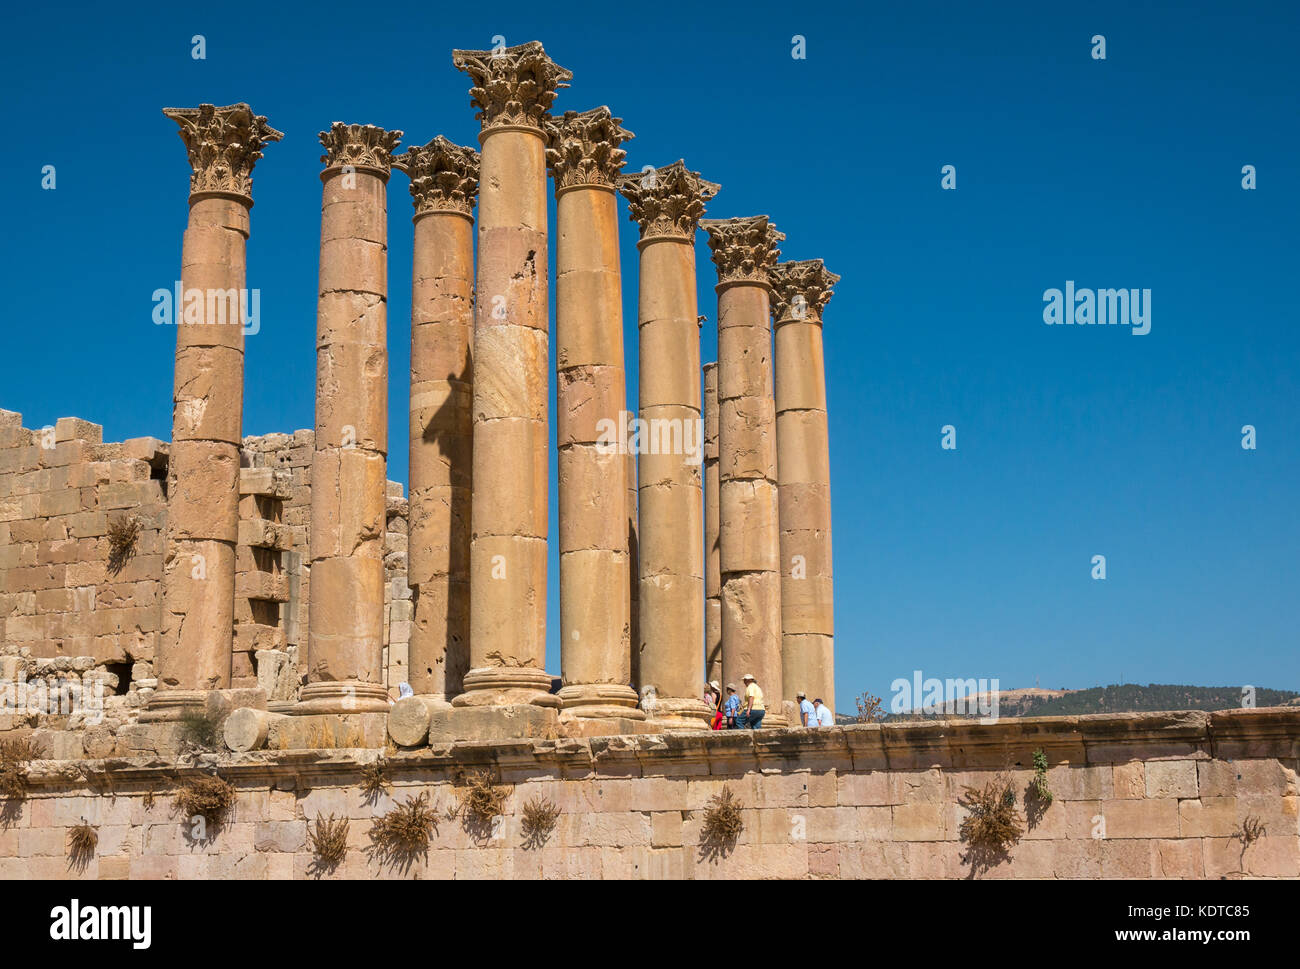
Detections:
[4, 0, 1296, 711]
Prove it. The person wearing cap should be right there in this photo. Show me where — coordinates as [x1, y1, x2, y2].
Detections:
[736, 674, 765, 729]
[722, 683, 741, 728]
[797, 690, 815, 727]
[813, 697, 834, 727]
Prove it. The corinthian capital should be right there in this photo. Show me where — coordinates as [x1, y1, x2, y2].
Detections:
[770, 260, 841, 322]
[393, 136, 480, 217]
[700, 216, 785, 287]
[319, 123, 403, 176]
[617, 160, 720, 242]
[545, 107, 633, 193]
[452, 41, 573, 133]
[162, 103, 283, 201]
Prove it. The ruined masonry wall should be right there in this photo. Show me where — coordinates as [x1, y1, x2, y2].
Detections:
[0, 409, 412, 720]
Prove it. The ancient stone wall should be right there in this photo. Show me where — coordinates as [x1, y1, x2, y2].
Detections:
[2, 710, 1295, 879]
[0, 412, 413, 728]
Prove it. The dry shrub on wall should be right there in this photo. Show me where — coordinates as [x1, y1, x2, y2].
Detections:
[959, 771, 1024, 875]
[368, 792, 438, 871]
[175, 774, 236, 831]
[0, 737, 43, 801]
[520, 795, 561, 849]
[359, 758, 390, 804]
[67, 820, 98, 870]
[452, 769, 509, 838]
[699, 785, 744, 861]
[106, 514, 141, 574]
[307, 813, 349, 875]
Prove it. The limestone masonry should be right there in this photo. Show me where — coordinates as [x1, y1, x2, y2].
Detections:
[1, 40, 1295, 880]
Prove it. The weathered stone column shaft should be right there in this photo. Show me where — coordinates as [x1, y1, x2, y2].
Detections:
[772, 259, 840, 713]
[703, 361, 722, 686]
[301, 123, 402, 715]
[619, 161, 719, 728]
[702, 215, 788, 727]
[395, 137, 478, 702]
[452, 42, 571, 707]
[154, 103, 281, 717]
[548, 108, 641, 719]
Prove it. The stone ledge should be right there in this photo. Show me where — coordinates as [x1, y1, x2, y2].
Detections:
[17, 708, 1299, 791]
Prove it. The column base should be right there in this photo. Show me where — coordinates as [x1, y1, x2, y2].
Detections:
[293, 681, 391, 715]
[556, 683, 646, 720]
[644, 696, 713, 731]
[138, 690, 207, 723]
[452, 667, 561, 709]
[139, 687, 268, 723]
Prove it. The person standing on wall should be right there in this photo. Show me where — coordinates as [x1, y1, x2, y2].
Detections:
[737, 674, 765, 729]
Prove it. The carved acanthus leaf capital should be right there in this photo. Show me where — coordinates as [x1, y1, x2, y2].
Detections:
[617, 160, 720, 241]
[700, 216, 785, 286]
[770, 259, 841, 322]
[319, 123, 403, 175]
[545, 107, 633, 192]
[393, 136, 480, 217]
[163, 103, 283, 200]
[452, 41, 573, 132]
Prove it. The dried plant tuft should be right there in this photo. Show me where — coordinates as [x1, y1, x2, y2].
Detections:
[0, 737, 42, 801]
[107, 514, 142, 574]
[67, 820, 98, 869]
[520, 795, 561, 848]
[307, 812, 349, 874]
[175, 774, 236, 829]
[453, 769, 509, 837]
[959, 772, 1024, 875]
[368, 792, 438, 870]
[359, 758, 390, 804]
[699, 785, 744, 860]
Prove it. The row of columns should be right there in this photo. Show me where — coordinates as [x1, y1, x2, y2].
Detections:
[152, 43, 838, 726]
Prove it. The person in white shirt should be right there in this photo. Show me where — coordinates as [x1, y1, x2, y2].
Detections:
[797, 690, 815, 727]
[813, 698, 834, 727]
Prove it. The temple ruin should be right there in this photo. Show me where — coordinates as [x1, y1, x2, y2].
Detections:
[1, 41, 1295, 881]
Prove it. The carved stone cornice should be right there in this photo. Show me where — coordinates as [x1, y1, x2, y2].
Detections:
[769, 259, 841, 323]
[319, 123, 403, 177]
[452, 41, 572, 133]
[700, 216, 784, 288]
[393, 136, 480, 218]
[545, 107, 633, 193]
[617, 160, 720, 242]
[162, 103, 283, 202]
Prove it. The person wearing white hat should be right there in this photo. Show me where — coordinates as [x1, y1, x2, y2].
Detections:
[706, 680, 724, 730]
[797, 690, 815, 727]
[737, 673, 765, 729]
[722, 683, 741, 728]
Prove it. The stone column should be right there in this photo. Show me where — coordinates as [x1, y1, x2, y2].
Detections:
[299, 123, 402, 715]
[151, 104, 281, 719]
[451, 42, 571, 707]
[703, 361, 722, 686]
[618, 161, 719, 728]
[701, 215, 788, 727]
[625, 410, 640, 692]
[771, 260, 839, 711]
[393, 137, 479, 704]
[547, 108, 642, 719]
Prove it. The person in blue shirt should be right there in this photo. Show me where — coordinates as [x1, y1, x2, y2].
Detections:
[722, 683, 741, 728]
[797, 690, 816, 727]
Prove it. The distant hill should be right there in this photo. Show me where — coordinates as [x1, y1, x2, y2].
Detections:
[1013, 683, 1300, 717]
[837, 684, 1300, 724]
